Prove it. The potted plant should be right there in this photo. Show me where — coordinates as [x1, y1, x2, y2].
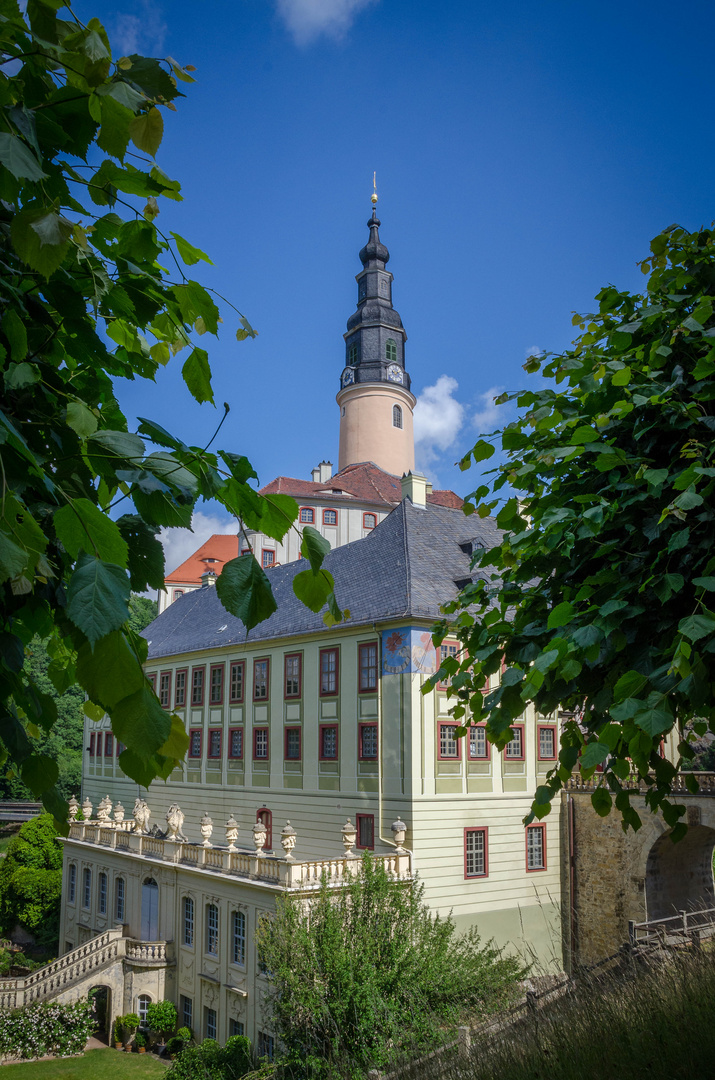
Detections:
[146, 999, 178, 1055]
[120, 1012, 140, 1049]
[113, 1016, 124, 1049]
[135, 1033, 147, 1053]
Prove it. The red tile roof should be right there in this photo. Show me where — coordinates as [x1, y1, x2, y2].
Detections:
[260, 461, 462, 510]
[165, 534, 239, 585]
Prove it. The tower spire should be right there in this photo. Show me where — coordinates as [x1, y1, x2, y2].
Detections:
[336, 197, 416, 476]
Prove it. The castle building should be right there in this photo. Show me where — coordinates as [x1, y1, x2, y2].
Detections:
[54, 199, 565, 1048]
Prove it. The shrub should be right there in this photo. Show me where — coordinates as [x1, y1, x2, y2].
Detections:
[256, 852, 526, 1078]
[0, 1000, 95, 1060]
[146, 999, 178, 1040]
[0, 815, 62, 950]
[119, 1013, 140, 1041]
[166, 1035, 253, 1080]
[167, 1027, 194, 1056]
[134, 1033, 146, 1049]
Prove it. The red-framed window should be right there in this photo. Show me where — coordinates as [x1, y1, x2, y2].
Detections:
[159, 670, 171, 709]
[362, 512, 377, 530]
[104, 733, 114, 757]
[319, 648, 339, 697]
[191, 666, 205, 707]
[208, 728, 222, 758]
[358, 723, 378, 761]
[89, 732, 96, 757]
[147, 672, 157, 693]
[209, 664, 224, 706]
[284, 653, 302, 699]
[537, 725, 557, 760]
[299, 507, 314, 524]
[262, 549, 275, 569]
[319, 724, 338, 761]
[189, 729, 202, 758]
[241, 547, 251, 557]
[504, 724, 525, 760]
[254, 659, 269, 701]
[437, 641, 460, 689]
[322, 508, 338, 526]
[229, 661, 245, 704]
[284, 726, 301, 761]
[175, 668, 188, 708]
[464, 827, 488, 878]
[438, 722, 461, 760]
[358, 642, 377, 693]
[173, 589, 184, 600]
[526, 825, 546, 871]
[253, 727, 269, 760]
[356, 814, 374, 850]
[228, 727, 243, 759]
[468, 724, 490, 760]
[257, 809, 272, 849]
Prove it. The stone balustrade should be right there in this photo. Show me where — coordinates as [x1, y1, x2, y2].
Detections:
[563, 771, 715, 795]
[0, 928, 172, 1009]
[65, 820, 412, 890]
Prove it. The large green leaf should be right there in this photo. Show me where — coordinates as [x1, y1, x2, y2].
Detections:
[679, 612, 715, 643]
[612, 669, 648, 703]
[66, 555, 131, 644]
[129, 107, 164, 156]
[112, 683, 171, 757]
[76, 631, 145, 710]
[0, 133, 47, 180]
[293, 568, 334, 613]
[54, 499, 129, 566]
[11, 205, 71, 278]
[171, 231, 212, 266]
[547, 601, 575, 630]
[300, 526, 331, 573]
[215, 555, 277, 630]
[116, 515, 165, 591]
[20, 754, 59, 796]
[182, 348, 214, 405]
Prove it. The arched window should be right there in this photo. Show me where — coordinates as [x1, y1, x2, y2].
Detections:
[137, 994, 151, 1027]
[393, 404, 402, 429]
[206, 904, 219, 955]
[257, 809, 272, 850]
[141, 878, 158, 940]
[183, 896, 194, 947]
[82, 868, 92, 909]
[115, 877, 125, 922]
[385, 339, 397, 363]
[98, 872, 107, 915]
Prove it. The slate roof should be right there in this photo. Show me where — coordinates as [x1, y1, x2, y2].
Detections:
[144, 499, 501, 661]
[260, 461, 462, 511]
[165, 534, 239, 585]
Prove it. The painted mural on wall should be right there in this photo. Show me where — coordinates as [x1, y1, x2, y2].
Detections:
[382, 628, 437, 675]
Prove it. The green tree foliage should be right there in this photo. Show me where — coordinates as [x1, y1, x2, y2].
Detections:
[128, 594, 158, 633]
[167, 1035, 253, 1080]
[439, 225, 715, 836]
[146, 998, 177, 1040]
[0, 813, 61, 948]
[255, 854, 525, 1078]
[0, 3, 345, 822]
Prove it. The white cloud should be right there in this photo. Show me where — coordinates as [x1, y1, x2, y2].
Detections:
[413, 375, 465, 471]
[472, 385, 505, 435]
[113, 1, 167, 56]
[525, 345, 543, 359]
[276, 0, 378, 45]
[160, 510, 236, 578]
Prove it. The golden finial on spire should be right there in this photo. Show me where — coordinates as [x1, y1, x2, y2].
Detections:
[371, 171, 378, 207]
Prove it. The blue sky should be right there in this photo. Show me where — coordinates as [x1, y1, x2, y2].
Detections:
[87, 0, 715, 569]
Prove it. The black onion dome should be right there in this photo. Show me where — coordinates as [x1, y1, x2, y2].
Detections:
[359, 216, 390, 266]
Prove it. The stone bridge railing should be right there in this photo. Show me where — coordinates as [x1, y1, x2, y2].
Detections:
[564, 771, 715, 795]
[0, 929, 171, 1010]
[67, 821, 412, 890]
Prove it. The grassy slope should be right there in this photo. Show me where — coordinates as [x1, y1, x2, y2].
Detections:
[1, 1048, 167, 1079]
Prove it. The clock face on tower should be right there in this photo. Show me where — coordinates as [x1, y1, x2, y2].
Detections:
[341, 367, 355, 387]
[387, 364, 404, 384]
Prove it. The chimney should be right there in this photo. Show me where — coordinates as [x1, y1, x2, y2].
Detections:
[311, 466, 320, 483]
[401, 472, 429, 508]
[201, 569, 217, 588]
[319, 461, 333, 483]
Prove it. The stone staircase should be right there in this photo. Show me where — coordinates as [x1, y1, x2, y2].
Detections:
[0, 927, 170, 1010]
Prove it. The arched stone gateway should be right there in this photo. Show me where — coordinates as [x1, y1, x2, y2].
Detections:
[88, 984, 110, 1042]
[564, 785, 715, 968]
[645, 824, 715, 921]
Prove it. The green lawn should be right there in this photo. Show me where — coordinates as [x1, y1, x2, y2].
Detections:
[2, 1048, 168, 1079]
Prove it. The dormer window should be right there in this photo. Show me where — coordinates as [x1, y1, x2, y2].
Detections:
[386, 339, 397, 363]
[393, 404, 403, 429]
